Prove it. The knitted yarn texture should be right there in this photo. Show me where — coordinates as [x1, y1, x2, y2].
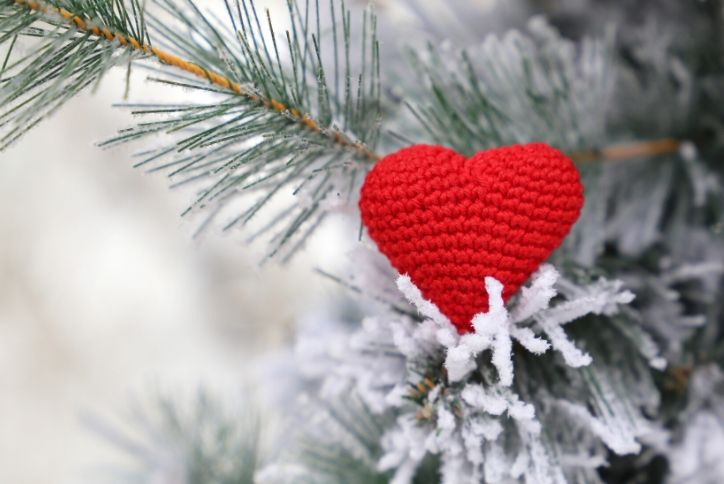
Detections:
[359, 143, 584, 334]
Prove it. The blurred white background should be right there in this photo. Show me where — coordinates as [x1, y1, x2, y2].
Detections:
[0, 33, 353, 484]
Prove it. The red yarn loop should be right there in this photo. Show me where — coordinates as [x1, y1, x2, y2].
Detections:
[359, 143, 584, 334]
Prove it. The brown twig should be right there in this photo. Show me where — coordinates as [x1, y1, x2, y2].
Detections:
[15, 0, 382, 162]
[570, 138, 682, 163]
[13, 0, 684, 167]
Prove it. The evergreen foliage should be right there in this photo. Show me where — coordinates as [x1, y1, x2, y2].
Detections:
[87, 391, 262, 484]
[2, 0, 723, 483]
[2, 0, 382, 256]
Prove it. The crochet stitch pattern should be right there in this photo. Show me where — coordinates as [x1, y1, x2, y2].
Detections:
[359, 143, 584, 334]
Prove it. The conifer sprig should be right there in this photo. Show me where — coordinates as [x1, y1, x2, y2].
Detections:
[402, 19, 613, 156]
[2, 0, 383, 256]
[0, 0, 148, 148]
[3, 0, 381, 158]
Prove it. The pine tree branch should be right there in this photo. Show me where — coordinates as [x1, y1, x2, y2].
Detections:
[11, 0, 381, 162]
[400, 18, 616, 156]
[2, 0, 383, 257]
[87, 390, 263, 484]
[4, 1, 684, 264]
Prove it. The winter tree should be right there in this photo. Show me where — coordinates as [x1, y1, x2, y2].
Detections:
[1, 0, 723, 482]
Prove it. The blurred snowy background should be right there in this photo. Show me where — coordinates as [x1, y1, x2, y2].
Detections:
[0, 13, 355, 482]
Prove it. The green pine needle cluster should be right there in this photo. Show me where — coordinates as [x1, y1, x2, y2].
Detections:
[1, 0, 381, 257]
[0, 0, 147, 148]
[402, 19, 613, 156]
[87, 390, 262, 484]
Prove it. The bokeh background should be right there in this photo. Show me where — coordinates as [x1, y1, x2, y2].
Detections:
[0, 1, 358, 477]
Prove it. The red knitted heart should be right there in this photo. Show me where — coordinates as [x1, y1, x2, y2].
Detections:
[359, 143, 584, 334]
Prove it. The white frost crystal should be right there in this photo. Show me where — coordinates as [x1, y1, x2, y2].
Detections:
[398, 265, 634, 385]
[308, 262, 641, 483]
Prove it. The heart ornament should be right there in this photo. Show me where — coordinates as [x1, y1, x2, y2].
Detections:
[359, 143, 584, 334]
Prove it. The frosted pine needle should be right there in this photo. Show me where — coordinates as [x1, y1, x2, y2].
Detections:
[296, 261, 645, 483]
